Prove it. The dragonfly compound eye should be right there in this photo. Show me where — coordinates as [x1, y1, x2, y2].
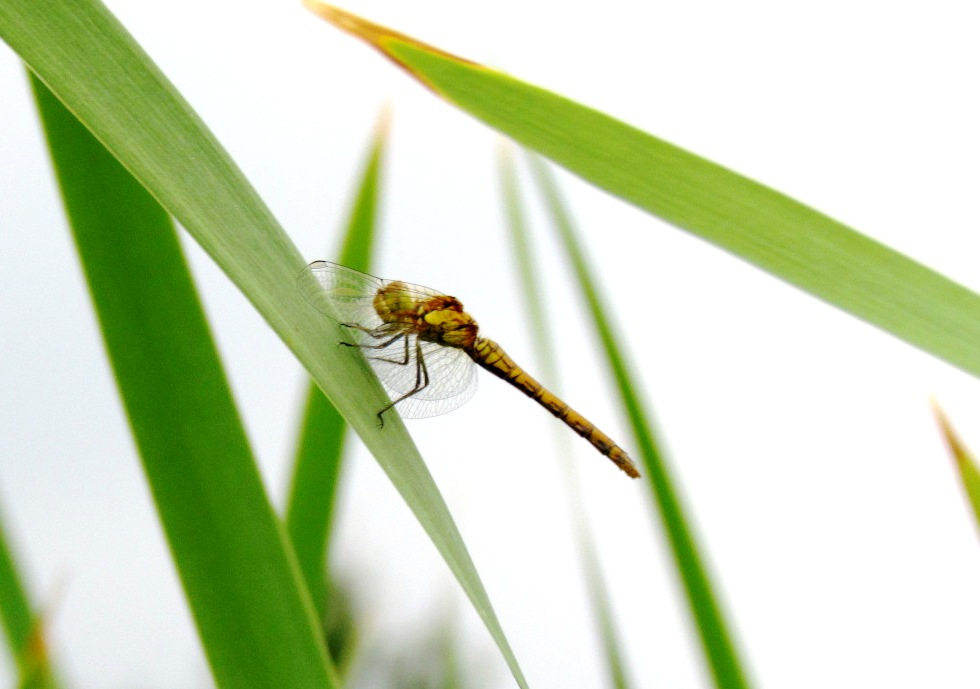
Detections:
[423, 310, 478, 347]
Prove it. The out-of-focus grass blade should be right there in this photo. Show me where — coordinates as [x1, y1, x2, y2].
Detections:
[498, 145, 553, 378]
[286, 112, 387, 614]
[1, 3, 526, 685]
[303, 2, 980, 381]
[499, 144, 632, 689]
[29, 73, 337, 689]
[285, 114, 388, 674]
[527, 155, 752, 689]
[0, 507, 59, 689]
[932, 404, 980, 533]
[286, 381, 348, 615]
[14, 617, 55, 689]
[582, 549, 631, 689]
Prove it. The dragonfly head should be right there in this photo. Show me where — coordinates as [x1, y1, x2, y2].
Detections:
[422, 300, 479, 348]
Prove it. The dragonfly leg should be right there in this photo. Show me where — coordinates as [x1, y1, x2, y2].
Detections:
[367, 332, 412, 366]
[338, 325, 416, 368]
[340, 322, 384, 336]
[340, 329, 404, 353]
[375, 338, 430, 428]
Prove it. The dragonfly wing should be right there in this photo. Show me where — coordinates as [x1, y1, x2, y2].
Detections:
[299, 260, 387, 328]
[300, 261, 450, 326]
[301, 260, 478, 418]
[366, 338, 478, 419]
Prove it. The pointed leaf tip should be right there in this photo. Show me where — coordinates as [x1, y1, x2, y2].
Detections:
[302, 1, 478, 86]
[932, 400, 972, 468]
[373, 102, 393, 140]
[932, 401, 980, 537]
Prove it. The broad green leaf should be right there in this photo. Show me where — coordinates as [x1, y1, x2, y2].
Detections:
[303, 2, 980, 381]
[933, 404, 980, 533]
[528, 155, 751, 689]
[0, 2, 526, 685]
[29, 73, 336, 689]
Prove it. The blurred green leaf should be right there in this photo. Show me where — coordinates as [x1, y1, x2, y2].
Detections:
[285, 113, 388, 673]
[0, 506, 59, 689]
[528, 155, 751, 689]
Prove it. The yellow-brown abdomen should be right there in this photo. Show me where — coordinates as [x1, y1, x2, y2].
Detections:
[467, 338, 640, 478]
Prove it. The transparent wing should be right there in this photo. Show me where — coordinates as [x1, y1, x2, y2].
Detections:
[299, 260, 478, 419]
[299, 260, 388, 328]
[365, 337, 478, 419]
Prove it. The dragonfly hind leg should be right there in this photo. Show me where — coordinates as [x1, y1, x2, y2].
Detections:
[374, 338, 430, 428]
[337, 326, 432, 428]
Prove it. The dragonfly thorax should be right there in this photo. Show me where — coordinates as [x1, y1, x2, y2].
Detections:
[372, 282, 479, 349]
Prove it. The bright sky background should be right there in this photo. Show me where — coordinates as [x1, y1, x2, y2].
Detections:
[2, 1, 980, 688]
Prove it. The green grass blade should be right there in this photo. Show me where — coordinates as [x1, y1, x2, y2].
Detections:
[1, 4, 526, 685]
[582, 549, 631, 689]
[498, 145, 555, 380]
[527, 155, 752, 689]
[29, 73, 337, 689]
[286, 381, 348, 616]
[285, 115, 388, 669]
[933, 404, 980, 535]
[0, 509, 38, 678]
[499, 145, 633, 689]
[303, 3, 980, 381]
[0, 506, 58, 689]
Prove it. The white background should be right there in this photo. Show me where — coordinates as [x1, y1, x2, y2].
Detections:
[2, 1, 980, 688]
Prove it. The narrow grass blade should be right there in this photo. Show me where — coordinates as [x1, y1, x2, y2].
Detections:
[932, 404, 980, 534]
[499, 145, 633, 689]
[582, 549, 631, 689]
[498, 145, 554, 380]
[0, 507, 59, 689]
[1, 4, 526, 685]
[286, 381, 349, 617]
[302, 2, 980, 381]
[285, 114, 389, 673]
[527, 155, 752, 689]
[29, 73, 337, 689]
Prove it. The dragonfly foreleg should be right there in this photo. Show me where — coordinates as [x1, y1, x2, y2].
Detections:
[339, 328, 404, 354]
[340, 322, 379, 335]
[338, 324, 416, 367]
[375, 338, 430, 428]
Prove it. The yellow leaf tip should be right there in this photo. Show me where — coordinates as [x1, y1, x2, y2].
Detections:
[931, 399, 973, 468]
[374, 101, 393, 139]
[302, 1, 479, 86]
[303, 1, 380, 44]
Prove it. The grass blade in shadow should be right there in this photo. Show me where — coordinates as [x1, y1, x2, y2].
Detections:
[528, 155, 752, 689]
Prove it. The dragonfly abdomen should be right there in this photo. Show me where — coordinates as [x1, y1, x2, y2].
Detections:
[468, 338, 640, 478]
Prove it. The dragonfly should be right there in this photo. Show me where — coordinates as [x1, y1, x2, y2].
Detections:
[300, 260, 640, 479]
